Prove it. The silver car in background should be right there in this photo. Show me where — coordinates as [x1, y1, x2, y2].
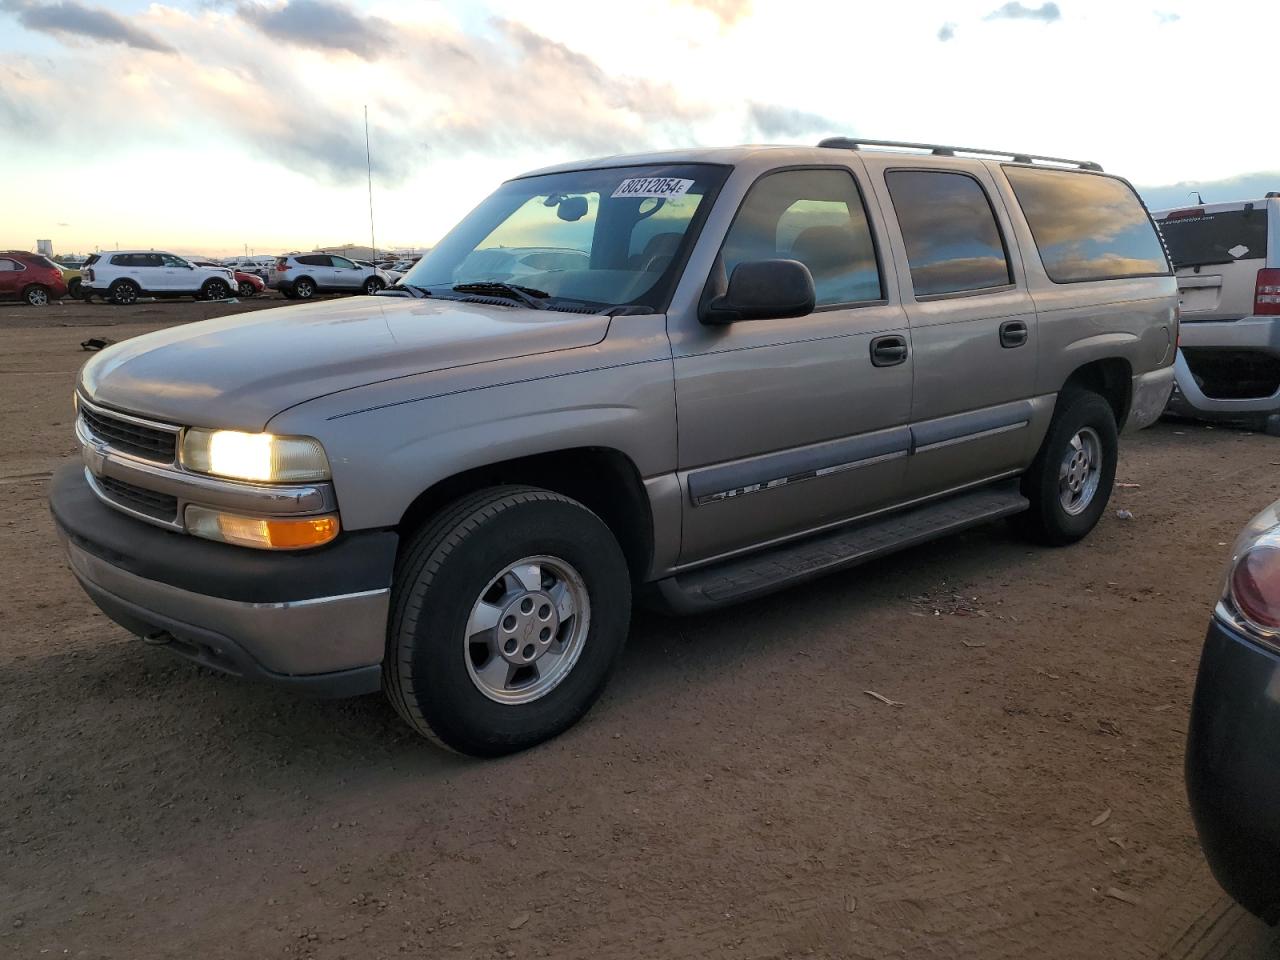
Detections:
[1153, 194, 1280, 432]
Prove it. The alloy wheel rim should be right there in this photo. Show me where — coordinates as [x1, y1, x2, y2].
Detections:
[1058, 426, 1102, 516]
[463, 555, 590, 705]
[30, 289, 47, 305]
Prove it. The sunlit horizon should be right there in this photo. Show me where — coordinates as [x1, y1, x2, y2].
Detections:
[3, 0, 1276, 258]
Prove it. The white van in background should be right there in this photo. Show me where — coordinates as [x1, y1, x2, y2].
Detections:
[1153, 195, 1280, 432]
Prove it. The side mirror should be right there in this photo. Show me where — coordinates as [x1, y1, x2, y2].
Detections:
[702, 259, 815, 325]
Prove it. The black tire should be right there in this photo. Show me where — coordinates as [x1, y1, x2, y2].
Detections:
[109, 279, 139, 306]
[23, 284, 51, 306]
[1014, 389, 1118, 546]
[384, 486, 632, 757]
[293, 277, 315, 299]
[237, 280, 256, 298]
[201, 278, 231, 301]
[68, 278, 84, 300]
[363, 276, 385, 296]
[281, 288, 298, 300]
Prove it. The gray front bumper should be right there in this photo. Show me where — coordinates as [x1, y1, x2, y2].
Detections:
[63, 537, 388, 697]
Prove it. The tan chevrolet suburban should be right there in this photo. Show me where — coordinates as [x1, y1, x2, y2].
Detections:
[51, 139, 1178, 755]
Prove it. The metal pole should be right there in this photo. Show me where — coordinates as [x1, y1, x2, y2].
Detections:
[365, 105, 376, 262]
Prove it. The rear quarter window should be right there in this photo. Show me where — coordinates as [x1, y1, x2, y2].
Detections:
[1003, 166, 1170, 283]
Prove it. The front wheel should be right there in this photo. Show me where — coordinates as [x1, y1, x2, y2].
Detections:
[23, 284, 50, 306]
[363, 276, 385, 296]
[237, 280, 256, 298]
[201, 278, 230, 301]
[1014, 389, 1118, 545]
[384, 486, 631, 756]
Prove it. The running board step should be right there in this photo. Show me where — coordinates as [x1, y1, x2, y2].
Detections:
[652, 482, 1028, 614]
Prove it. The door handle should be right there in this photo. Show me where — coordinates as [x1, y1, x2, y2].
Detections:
[870, 335, 909, 367]
[999, 320, 1029, 348]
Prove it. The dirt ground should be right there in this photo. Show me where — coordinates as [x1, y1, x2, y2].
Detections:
[3, 295, 1280, 959]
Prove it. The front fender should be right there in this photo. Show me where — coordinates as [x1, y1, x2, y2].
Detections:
[266, 316, 678, 531]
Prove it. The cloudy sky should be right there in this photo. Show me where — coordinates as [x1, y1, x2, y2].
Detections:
[1, 0, 1273, 256]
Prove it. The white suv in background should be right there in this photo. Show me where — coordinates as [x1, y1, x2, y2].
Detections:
[82, 252, 237, 306]
[269, 253, 387, 299]
[1153, 194, 1280, 432]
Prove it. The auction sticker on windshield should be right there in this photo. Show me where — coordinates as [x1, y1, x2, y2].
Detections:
[611, 177, 694, 199]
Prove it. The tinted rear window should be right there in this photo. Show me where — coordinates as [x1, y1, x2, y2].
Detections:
[1158, 209, 1269, 269]
[1003, 167, 1170, 283]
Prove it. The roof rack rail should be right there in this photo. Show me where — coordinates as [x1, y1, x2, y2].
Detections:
[817, 137, 1103, 172]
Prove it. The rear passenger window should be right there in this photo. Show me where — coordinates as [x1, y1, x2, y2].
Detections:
[297, 255, 330, 267]
[1002, 167, 1170, 282]
[886, 170, 1012, 297]
[721, 169, 881, 306]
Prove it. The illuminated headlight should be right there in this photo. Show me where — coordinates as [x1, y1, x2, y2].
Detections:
[181, 428, 330, 483]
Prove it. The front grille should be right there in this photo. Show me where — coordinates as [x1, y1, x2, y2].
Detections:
[96, 475, 179, 523]
[1181, 348, 1280, 400]
[80, 405, 177, 462]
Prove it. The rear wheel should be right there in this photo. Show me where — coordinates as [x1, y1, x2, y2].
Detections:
[23, 284, 50, 306]
[384, 486, 631, 756]
[1014, 389, 1118, 545]
[68, 278, 84, 300]
[293, 277, 315, 300]
[109, 279, 139, 306]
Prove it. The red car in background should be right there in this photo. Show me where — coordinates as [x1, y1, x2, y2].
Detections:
[0, 251, 69, 305]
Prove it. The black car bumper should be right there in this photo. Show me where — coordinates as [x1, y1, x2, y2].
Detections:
[1186, 616, 1280, 923]
[49, 463, 398, 697]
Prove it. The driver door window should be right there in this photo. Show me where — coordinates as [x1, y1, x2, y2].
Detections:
[721, 169, 882, 307]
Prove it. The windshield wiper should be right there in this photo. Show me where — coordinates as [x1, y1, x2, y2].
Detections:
[452, 281, 549, 310]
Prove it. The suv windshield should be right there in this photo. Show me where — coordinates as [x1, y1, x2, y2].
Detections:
[403, 163, 729, 311]
[1159, 207, 1270, 269]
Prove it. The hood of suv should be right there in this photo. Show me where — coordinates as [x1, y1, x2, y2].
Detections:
[80, 296, 611, 431]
